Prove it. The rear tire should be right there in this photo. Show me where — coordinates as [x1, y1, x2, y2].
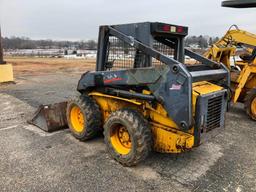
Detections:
[67, 94, 102, 141]
[244, 88, 256, 120]
[103, 109, 152, 166]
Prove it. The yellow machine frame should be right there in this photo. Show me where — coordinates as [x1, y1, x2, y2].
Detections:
[88, 81, 223, 153]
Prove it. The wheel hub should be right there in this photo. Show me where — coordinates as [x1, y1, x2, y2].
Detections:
[70, 105, 85, 133]
[118, 127, 131, 148]
[110, 125, 132, 155]
[251, 97, 256, 117]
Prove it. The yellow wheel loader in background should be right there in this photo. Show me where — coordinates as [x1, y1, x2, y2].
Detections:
[204, 25, 256, 120]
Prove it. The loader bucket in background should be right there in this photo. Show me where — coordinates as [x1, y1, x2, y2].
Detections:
[28, 102, 68, 132]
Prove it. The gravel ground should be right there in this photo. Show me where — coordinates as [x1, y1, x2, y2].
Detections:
[0, 72, 256, 192]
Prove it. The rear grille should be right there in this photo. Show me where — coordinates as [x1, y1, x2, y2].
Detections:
[206, 96, 223, 131]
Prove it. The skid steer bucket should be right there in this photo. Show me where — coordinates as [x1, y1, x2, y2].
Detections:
[28, 102, 68, 132]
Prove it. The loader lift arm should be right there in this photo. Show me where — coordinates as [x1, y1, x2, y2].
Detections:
[204, 25, 256, 70]
[217, 25, 256, 47]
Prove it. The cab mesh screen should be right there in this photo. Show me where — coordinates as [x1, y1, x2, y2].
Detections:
[106, 36, 175, 70]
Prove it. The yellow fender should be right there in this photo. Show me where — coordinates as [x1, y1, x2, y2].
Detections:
[234, 65, 256, 102]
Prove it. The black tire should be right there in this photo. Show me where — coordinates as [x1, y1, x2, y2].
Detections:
[103, 109, 152, 166]
[244, 88, 256, 120]
[67, 94, 102, 141]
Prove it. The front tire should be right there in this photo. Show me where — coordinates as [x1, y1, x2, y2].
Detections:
[244, 88, 256, 120]
[67, 94, 102, 141]
[103, 109, 152, 166]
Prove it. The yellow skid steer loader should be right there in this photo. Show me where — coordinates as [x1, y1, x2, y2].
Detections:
[30, 22, 229, 166]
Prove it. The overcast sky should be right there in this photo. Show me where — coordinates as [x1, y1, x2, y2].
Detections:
[0, 0, 255, 40]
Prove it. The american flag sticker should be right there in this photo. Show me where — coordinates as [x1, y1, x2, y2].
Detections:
[170, 84, 181, 90]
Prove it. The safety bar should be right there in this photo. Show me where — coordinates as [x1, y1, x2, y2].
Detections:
[190, 69, 228, 82]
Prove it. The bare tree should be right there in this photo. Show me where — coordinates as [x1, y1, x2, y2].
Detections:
[87, 40, 97, 50]
[0, 26, 5, 64]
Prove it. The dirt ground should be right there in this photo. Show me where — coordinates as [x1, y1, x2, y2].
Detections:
[0, 57, 256, 192]
[7, 57, 96, 76]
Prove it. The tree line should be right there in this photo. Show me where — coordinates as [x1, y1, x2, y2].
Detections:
[185, 35, 220, 48]
[2, 35, 219, 50]
[2, 36, 97, 50]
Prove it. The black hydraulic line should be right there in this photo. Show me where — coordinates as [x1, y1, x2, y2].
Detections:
[104, 88, 155, 101]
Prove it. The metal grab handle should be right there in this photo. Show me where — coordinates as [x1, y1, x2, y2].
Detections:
[190, 69, 228, 82]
